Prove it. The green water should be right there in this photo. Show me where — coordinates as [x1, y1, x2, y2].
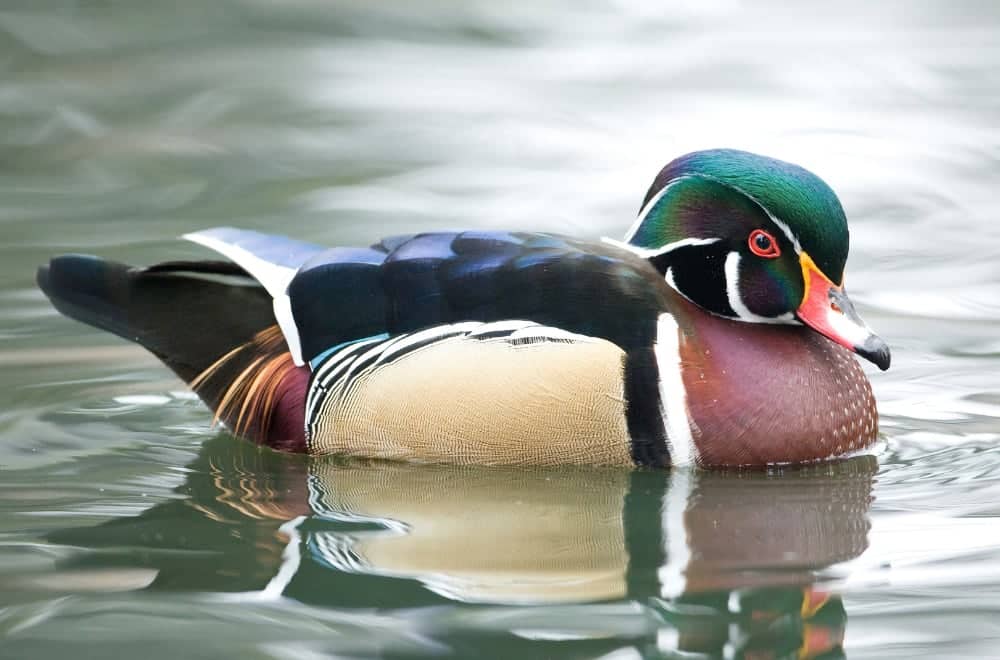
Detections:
[3, 2, 1000, 658]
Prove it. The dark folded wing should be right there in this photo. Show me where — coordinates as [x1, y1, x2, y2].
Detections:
[288, 231, 670, 364]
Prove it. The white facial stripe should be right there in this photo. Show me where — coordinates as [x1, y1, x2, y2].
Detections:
[601, 236, 720, 259]
[623, 175, 696, 243]
[768, 215, 802, 255]
[624, 173, 804, 263]
[658, 467, 694, 598]
[703, 177, 803, 255]
[664, 266, 678, 293]
[723, 252, 753, 320]
[827, 304, 875, 347]
[653, 313, 697, 467]
[723, 252, 796, 325]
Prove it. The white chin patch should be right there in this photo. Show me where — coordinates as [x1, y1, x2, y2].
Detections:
[826, 304, 874, 348]
[724, 252, 795, 324]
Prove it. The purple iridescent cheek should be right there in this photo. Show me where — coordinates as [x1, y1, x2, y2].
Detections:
[739, 266, 799, 317]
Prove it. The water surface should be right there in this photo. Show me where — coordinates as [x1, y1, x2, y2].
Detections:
[2, 2, 1000, 658]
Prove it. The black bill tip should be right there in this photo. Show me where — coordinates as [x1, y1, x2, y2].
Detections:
[856, 335, 891, 371]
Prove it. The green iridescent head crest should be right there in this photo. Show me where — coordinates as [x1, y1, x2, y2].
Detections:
[629, 149, 849, 282]
[622, 148, 888, 369]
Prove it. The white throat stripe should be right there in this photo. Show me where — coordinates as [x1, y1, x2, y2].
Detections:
[768, 215, 802, 255]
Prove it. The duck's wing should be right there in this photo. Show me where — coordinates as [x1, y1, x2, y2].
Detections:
[183, 227, 326, 296]
[183, 228, 671, 366]
[289, 231, 671, 366]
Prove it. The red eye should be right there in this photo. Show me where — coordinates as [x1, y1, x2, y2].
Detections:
[748, 229, 781, 258]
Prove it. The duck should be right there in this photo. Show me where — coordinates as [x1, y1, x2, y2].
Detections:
[36, 148, 890, 468]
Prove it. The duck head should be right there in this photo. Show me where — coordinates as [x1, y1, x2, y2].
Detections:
[622, 148, 890, 371]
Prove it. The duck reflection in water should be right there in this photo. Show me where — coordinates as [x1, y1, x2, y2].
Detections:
[48, 437, 874, 659]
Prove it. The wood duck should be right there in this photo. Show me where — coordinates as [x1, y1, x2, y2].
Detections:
[37, 149, 890, 468]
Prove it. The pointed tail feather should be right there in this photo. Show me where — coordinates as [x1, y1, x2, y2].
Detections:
[37, 255, 308, 451]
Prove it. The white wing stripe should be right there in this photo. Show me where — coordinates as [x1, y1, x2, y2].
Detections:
[184, 228, 325, 367]
[183, 230, 299, 298]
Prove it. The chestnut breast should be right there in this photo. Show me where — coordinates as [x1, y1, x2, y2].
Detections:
[666, 289, 879, 466]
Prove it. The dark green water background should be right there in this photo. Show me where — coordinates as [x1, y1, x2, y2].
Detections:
[2, 2, 1000, 658]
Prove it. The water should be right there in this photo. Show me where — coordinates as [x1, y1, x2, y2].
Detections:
[2, 1, 1000, 657]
